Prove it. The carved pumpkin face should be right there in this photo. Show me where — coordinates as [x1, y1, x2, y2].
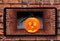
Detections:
[24, 17, 40, 33]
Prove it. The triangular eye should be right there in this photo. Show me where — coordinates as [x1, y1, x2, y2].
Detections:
[28, 22, 32, 26]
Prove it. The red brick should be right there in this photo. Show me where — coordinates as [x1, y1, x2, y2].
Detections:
[11, 4, 22, 7]
[57, 23, 60, 28]
[57, 17, 60, 21]
[22, 0, 35, 4]
[0, 4, 4, 9]
[0, 0, 2, 3]
[54, 0, 60, 5]
[5, 39, 20, 41]
[0, 30, 3, 35]
[50, 0, 54, 4]
[43, 5, 51, 7]
[4, 4, 10, 8]
[44, 0, 50, 4]
[3, 0, 9, 3]
[0, 23, 3, 29]
[57, 29, 60, 35]
[22, 5, 27, 7]
[36, 40, 50, 41]
[0, 4, 10, 8]
[3, 0, 19, 3]
[45, 37, 57, 40]
[18, 0, 22, 3]
[0, 39, 3, 41]
[0, 9, 3, 13]
[20, 36, 36, 40]
[0, 2, 59, 40]
[54, 40, 60, 41]
[57, 10, 60, 17]
[9, 0, 19, 3]
[35, 0, 41, 4]
[4, 37, 22, 41]
[29, 0, 35, 4]
[58, 20, 60, 23]
[36, 36, 47, 40]
[54, 5, 60, 9]
[57, 35, 60, 40]
[28, 5, 40, 7]
[0, 17, 3, 23]
[0, 13, 3, 22]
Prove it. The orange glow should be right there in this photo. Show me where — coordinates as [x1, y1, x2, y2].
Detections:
[24, 17, 40, 33]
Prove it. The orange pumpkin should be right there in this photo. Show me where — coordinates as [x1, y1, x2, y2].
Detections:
[24, 17, 40, 33]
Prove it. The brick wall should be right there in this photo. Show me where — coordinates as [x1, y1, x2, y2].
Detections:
[0, 0, 60, 41]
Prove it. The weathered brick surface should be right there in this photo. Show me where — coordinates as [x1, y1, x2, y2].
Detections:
[53, 0, 60, 5]
[0, 4, 4, 9]
[9, 0, 19, 3]
[3, 0, 9, 3]
[4, 38, 20, 41]
[28, 5, 40, 7]
[0, 23, 3, 29]
[22, 5, 28, 7]
[4, 37, 20, 41]
[37, 40, 50, 41]
[0, 4, 10, 9]
[20, 36, 36, 40]
[57, 35, 60, 40]
[22, 0, 36, 4]
[0, 12, 3, 23]
[0, 9, 3, 13]
[4, 4, 10, 8]
[44, 0, 50, 4]
[36, 36, 47, 40]
[0, 30, 3, 35]
[11, 4, 22, 7]
[57, 10, 60, 29]
[28, 0, 35, 4]
[36, 36, 57, 40]
[5, 9, 55, 35]
[18, 0, 22, 3]
[54, 40, 60, 41]
[3, 0, 19, 3]
[54, 5, 60, 9]
[0, 0, 60, 41]
[0, 16, 3, 23]
[35, 0, 41, 4]
[43, 5, 51, 7]
[0, 39, 3, 41]
[57, 10, 60, 17]
[50, 0, 54, 4]
[57, 29, 60, 35]
[57, 23, 60, 28]
[0, 0, 2, 3]
[4, 36, 35, 41]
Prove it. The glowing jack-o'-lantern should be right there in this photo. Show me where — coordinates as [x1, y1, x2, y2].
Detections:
[24, 17, 40, 33]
